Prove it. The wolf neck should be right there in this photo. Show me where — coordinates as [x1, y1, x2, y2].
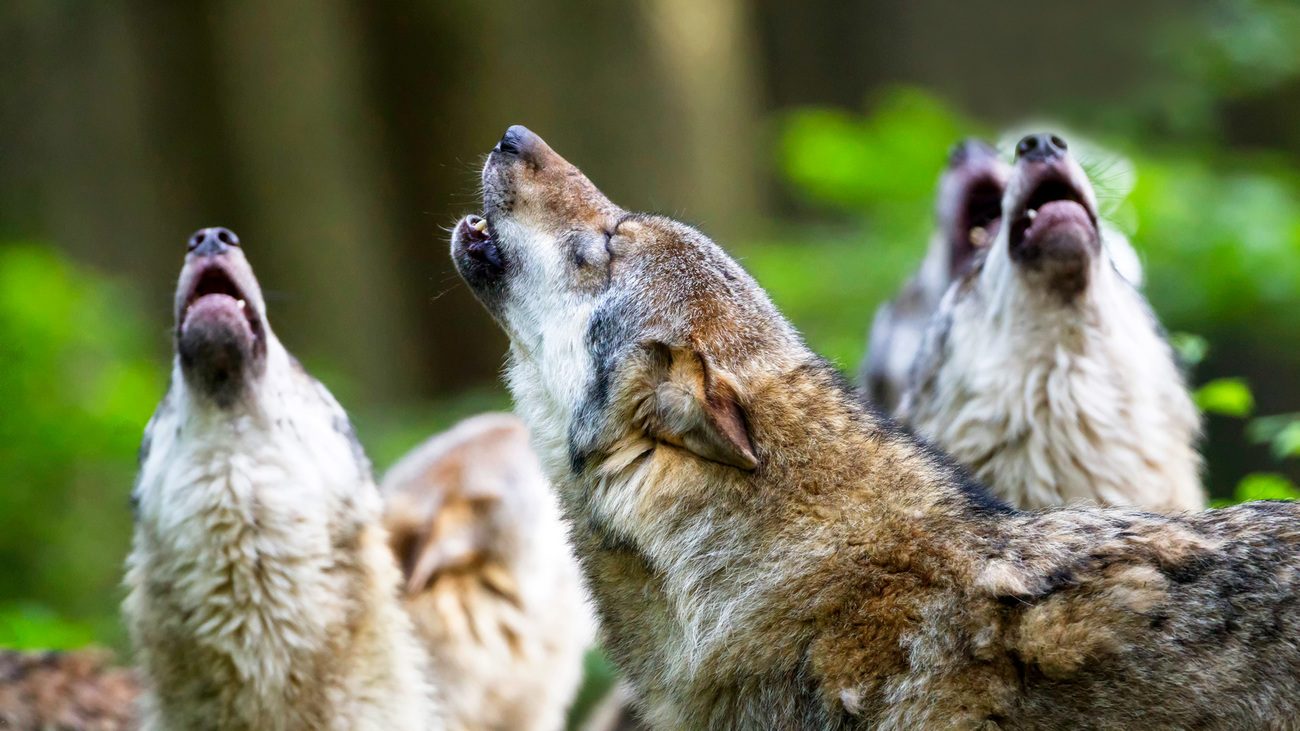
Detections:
[945, 263, 1201, 510]
[132, 374, 376, 701]
[530, 353, 971, 709]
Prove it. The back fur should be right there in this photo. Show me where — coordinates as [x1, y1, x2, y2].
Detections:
[452, 126, 1300, 729]
[383, 413, 594, 731]
[0, 649, 139, 730]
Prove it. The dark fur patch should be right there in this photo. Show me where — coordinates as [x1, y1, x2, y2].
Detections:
[1160, 553, 1214, 585]
[996, 564, 1079, 606]
[568, 295, 642, 473]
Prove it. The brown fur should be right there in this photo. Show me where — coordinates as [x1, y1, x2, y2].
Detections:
[383, 414, 594, 731]
[0, 649, 139, 731]
[451, 127, 1300, 729]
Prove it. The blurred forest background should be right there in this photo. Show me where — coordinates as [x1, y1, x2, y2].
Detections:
[3, 0, 1300, 697]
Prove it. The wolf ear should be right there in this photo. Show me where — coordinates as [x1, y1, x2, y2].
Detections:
[642, 342, 757, 470]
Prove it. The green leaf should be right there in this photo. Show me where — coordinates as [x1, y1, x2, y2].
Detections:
[1246, 414, 1300, 460]
[1168, 332, 1208, 367]
[1194, 378, 1255, 417]
[0, 603, 96, 651]
[1273, 420, 1300, 459]
[1235, 473, 1300, 503]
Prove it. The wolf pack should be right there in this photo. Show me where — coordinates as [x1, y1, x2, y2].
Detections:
[8, 125, 1300, 731]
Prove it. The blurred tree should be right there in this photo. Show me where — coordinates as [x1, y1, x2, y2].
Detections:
[640, 0, 763, 235]
[209, 0, 421, 403]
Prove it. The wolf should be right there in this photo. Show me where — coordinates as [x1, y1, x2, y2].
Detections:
[382, 413, 594, 731]
[861, 138, 1008, 412]
[899, 133, 1203, 512]
[0, 649, 139, 730]
[451, 125, 1300, 729]
[123, 228, 438, 730]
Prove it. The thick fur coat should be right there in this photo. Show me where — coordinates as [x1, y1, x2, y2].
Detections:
[451, 127, 1300, 729]
[383, 413, 594, 731]
[124, 231, 437, 731]
[899, 134, 1203, 512]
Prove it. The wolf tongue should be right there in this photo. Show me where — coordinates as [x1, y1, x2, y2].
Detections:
[1024, 199, 1090, 237]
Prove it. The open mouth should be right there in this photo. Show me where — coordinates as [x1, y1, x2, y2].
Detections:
[462, 215, 501, 267]
[951, 176, 1005, 265]
[178, 262, 262, 342]
[1006, 167, 1098, 256]
[452, 214, 506, 288]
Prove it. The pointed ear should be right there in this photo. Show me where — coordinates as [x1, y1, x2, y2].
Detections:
[384, 489, 490, 595]
[643, 342, 757, 470]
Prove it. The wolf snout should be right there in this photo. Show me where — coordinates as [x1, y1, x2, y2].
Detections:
[493, 125, 549, 165]
[1015, 133, 1068, 164]
[188, 227, 241, 257]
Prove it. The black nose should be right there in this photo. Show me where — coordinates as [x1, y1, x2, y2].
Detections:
[1015, 133, 1068, 163]
[188, 227, 240, 257]
[493, 125, 543, 161]
[947, 138, 998, 168]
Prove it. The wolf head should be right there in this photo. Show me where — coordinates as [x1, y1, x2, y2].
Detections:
[934, 138, 1010, 281]
[381, 414, 557, 597]
[453, 126, 808, 484]
[863, 138, 1010, 410]
[899, 134, 1202, 511]
[136, 227, 372, 515]
[980, 133, 1114, 304]
[173, 227, 269, 407]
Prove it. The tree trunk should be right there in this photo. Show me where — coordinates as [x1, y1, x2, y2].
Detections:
[639, 0, 764, 238]
[208, 0, 419, 404]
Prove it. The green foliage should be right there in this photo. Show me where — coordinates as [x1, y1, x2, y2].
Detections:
[1248, 413, 1300, 460]
[1163, 0, 1300, 96]
[1168, 332, 1209, 367]
[0, 245, 164, 648]
[1211, 473, 1300, 508]
[565, 648, 620, 731]
[0, 603, 97, 651]
[1194, 378, 1256, 417]
[778, 88, 980, 247]
[780, 88, 974, 209]
[1129, 161, 1300, 341]
[731, 228, 922, 368]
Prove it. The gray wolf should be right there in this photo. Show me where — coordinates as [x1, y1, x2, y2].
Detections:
[451, 126, 1300, 729]
[124, 228, 438, 730]
[382, 413, 594, 731]
[899, 133, 1203, 512]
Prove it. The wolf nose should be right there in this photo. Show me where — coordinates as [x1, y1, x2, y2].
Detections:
[494, 125, 543, 161]
[188, 227, 240, 257]
[1015, 133, 1068, 163]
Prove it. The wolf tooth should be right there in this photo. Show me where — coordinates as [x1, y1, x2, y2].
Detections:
[124, 227, 438, 730]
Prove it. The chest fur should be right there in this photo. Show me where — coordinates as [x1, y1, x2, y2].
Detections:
[909, 303, 1197, 509]
[126, 442, 369, 725]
